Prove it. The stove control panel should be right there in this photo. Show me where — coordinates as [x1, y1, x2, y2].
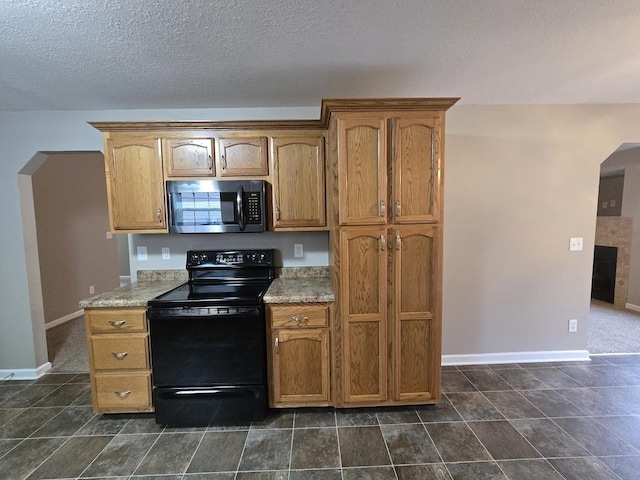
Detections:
[187, 250, 273, 267]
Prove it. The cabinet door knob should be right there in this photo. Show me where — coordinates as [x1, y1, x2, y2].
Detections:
[108, 320, 126, 327]
[114, 390, 131, 398]
[156, 208, 162, 222]
[221, 154, 227, 169]
[396, 234, 401, 251]
[111, 352, 128, 359]
[207, 155, 212, 170]
[275, 206, 280, 220]
[380, 234, 386, 251]
[275, 336, 279, 354]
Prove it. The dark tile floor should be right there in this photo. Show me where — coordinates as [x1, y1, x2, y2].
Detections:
[2, 355, 640, 479]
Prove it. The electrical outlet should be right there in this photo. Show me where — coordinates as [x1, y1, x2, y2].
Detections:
[569, 237, 583, 251]
[89, 285, 95, 294]
[162, 247, 170, 260]
[106, 231, 112, 239]
[137, 246, 148, 261]
[294, 244, 304, 258]
[568, 319, 578, 333]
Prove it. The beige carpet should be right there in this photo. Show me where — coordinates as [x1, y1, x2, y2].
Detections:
[588, 299, 640, 354]
[46, 315, 89, 372]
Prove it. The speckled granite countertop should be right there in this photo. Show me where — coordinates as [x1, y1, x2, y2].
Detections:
[79, 267, 334, 308]
[263, 267, 334, 304]
[79, 270, 187, 308]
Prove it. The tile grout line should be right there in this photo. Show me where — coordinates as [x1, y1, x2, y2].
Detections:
[418, 407, 454, 479]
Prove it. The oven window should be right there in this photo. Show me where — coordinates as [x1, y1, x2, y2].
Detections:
[149, 310, 266, 387]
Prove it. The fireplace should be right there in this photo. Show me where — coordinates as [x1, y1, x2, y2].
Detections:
[592, 245, 618, 304]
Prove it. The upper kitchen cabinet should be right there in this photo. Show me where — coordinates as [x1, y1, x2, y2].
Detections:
[333, 111, 443, 225]
[392, 115, 442, 223]
[163, 138, 214, 177]
[104, 134, 167, 233]
[271, 134, 326, 230]
[335, 115, 388, 225]
[217, 136, 269, 177]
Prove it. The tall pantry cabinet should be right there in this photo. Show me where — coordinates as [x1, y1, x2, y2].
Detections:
[326, 99, 457, 407]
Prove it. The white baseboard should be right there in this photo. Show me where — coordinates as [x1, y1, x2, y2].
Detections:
[0, 362, 52, 381]
[625, 303, 640, 313]
[442, 350, 591, 366]
[45, 310, 83, 330]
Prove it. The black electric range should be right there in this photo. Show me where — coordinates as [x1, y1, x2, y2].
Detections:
[147, 249, 275, 427]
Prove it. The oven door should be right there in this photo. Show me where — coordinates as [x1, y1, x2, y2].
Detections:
[148, 305, 267, 426]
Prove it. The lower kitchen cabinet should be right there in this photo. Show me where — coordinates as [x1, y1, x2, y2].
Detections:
[84, 307, 153, 413]
[266, 304, 331, 407]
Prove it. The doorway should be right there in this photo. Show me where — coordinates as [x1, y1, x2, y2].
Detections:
[589, 144, 640, 354]
[19, 151, 120, 373]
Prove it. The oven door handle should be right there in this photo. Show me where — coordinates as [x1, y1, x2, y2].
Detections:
[159, 388, 258, 399]
[236, 185, 246, 231]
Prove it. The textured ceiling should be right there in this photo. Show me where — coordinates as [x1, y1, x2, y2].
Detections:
[2, 0, 640, 111]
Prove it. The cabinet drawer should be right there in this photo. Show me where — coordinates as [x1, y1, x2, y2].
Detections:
[87, 308, 147, 333]
[94, 373, 151, 409]
[91, 334, 149, 370]
[269, 304, 328, 328]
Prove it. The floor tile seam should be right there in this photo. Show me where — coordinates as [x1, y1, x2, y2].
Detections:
[480, 388, 545, 423]
[234, 418, 254, 478]
[548, 416, 640, 457]
[332, 412, 345, 480]
[0, 436, 25, 462]
[27, 404, 88, 439]
[377, 421, 400, 480]
[544, 455, 626, 480]
[416, 418, 454, 479]
[182, 428, 208, 478]
[128, 427, 166, 477]
[544, 388, 591, 416]
[75, 432, 120, 479]
[464, 417, 546, 466]
[20, 432, 74, 480]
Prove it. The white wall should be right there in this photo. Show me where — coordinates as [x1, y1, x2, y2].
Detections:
[3, 103, 640, 375]
[443, 104, 640, 359]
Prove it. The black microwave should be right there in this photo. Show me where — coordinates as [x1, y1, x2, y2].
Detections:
[167, 180, 267, 233]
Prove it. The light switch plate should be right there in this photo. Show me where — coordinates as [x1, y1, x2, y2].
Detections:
[162, 247, 170, 260]
[294, 244, 304, 258]
[569, 237, 583, 251]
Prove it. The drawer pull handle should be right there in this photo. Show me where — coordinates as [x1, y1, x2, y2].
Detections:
[108, 320, 126, 327]
[111, 352, 128, 359]
[114, 390, 131, 398]
[290, 315, 309, 324]
[275, 337, 279, 354]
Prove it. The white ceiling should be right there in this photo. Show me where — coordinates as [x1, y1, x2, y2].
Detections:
[2, 0, 640, 112]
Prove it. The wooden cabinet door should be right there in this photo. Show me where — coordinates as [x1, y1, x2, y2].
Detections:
[105, 135, 166, 232]
[163, 138, 214, 177]
[391, 225, 439, 401]
[340, 226, 387, 404]
[336, 115, 387, 225]
[217, 136, 268, 176]
[392, 115, 441, 223]
[271, 136, 325, 229]
[270, 329, 330, 406]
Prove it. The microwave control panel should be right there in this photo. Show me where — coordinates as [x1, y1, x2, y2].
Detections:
[246, 192, 261, 224]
